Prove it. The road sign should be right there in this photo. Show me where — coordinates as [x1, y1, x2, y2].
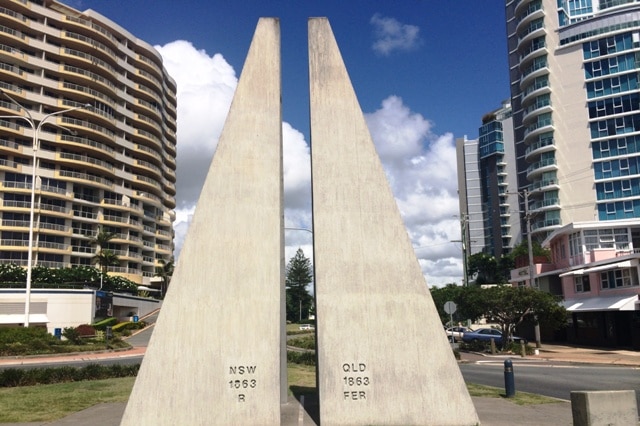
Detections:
[444, 301, 457, 315]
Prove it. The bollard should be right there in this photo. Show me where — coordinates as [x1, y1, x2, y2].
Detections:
[504, 359, 515, 398]
[490, 338, 496, 354]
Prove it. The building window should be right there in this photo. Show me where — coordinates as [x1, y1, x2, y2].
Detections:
[601, 268, 638, 289]
[575, 275, 591, 293]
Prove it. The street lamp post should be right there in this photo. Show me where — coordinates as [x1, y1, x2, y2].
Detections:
[0, 88, 90, 327]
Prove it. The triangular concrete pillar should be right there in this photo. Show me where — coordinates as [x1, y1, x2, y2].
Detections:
[309, 18, 479, 425]
[121, 18, 284, 426]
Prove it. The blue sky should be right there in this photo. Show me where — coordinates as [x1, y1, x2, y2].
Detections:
[59, 0, 509, 287]
[63, 1, 508, 140]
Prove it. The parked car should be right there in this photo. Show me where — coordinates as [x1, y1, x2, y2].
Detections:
[461, 328, 526, 345]
[299, 324, 315, 331]
[445, 326, 473, 342]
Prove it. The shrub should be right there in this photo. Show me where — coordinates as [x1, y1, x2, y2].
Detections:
[0, 364, 140, 387]
[62, 327, 82, 345]
[112, 321, 146, 333]
[0, 327, 56, 345]
[287, 351, 316, 366]
[75, 324, 96, 337]
[288, 336, 315, 350]
[92, 317, 117, 331]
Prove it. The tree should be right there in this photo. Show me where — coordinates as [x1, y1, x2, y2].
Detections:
[467, 253, 510, 284]
[285, 248, 313, 323]
[509, 240, 551, 262]
[430, 283, 486, 326]
[476, 285, 566, 344]
[91, 226, 119, 288]
[155, 257, 174, 298]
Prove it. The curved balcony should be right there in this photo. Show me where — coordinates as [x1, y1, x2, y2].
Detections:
[164, 196, 176, 210]
[62, 64, 117, 98]
[156, 229, 172, 242]
[136, 68, 163, 93]
[135, 98, 163, 122]
[529, 197, 560, 213]
[520, 62, 548, 88]
[60, 47, 118, 81]
[164, 154, 177, 170]
[526, 157, 557, 179]
[531, 217, 562, 233]
[133, 190, 162, 208]
[59, 134, 116, 157]
[61, 117, 117, 145]
[517, 24, 545, 48]
[133, 143, 162, 164]
[519, 41, 547, 64]
[36, 221, 72, 236]
[528, 177, 559, 194]
[516, 6, 544, 34]
[62, 14, 120, 52]
[522, 98, 552, 123]
[523, 117, 554, 143]
[57, 170, 114, 190]
[56, 152, 115, 176]
[521, 79, 550, 104]
[133, 129, 163, 152]
[525, 135, 555, 160]
[155, 243, 172, 255]
[134, 159, 163, 179]
[34, 240, 71, 255]
[134, 174, 162, 195]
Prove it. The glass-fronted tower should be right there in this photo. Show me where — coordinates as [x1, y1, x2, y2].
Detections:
[0, 0, 177, 285]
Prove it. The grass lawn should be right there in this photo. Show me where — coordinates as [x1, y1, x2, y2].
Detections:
[0, 363, 561, 423]
[0, 376, 135, 423]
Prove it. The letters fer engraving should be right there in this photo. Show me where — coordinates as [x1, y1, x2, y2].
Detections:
[342, 362, 369, 401]
[228, 365, 257, 402]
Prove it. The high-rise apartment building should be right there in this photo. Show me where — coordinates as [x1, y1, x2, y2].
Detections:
[0, 0, 177, 286]
[507, 0, 640, 241]
[505, 0, 640, 347]
[457, 101, 521, 266]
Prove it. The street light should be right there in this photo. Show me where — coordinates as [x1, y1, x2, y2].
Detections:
[0, 88, 91, 327]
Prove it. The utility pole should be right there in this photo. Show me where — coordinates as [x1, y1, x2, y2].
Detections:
[523, 189, 541, 348]
[524, 189, 535, 289]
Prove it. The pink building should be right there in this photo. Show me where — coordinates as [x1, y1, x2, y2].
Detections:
[510, 220, 640, 349]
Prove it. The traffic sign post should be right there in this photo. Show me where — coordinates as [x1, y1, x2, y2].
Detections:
[444, 301, 457, 342]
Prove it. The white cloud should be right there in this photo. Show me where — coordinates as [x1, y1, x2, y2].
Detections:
[157, 41, 461, 287]
[370, 14, 422, 56]
[366, 96, 463, 286]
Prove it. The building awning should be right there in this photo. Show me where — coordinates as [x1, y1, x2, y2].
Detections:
[559, 269, 585, 278]
[136, 286, 161, 292]
[0, 314, 49, 325]
[583, 260, 637, 274]
[563, 295, 638, 312]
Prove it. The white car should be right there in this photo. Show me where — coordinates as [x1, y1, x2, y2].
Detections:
[299, 324, 315, 331]
[445, 326, 473, 342]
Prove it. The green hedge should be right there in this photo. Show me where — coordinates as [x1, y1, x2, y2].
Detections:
[0, 363, 139, 387]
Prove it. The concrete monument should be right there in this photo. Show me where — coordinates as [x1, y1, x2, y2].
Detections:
[120, 18, 285, 425]
[309, 17, 479, 425]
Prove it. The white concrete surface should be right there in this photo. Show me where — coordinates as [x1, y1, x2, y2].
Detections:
[121, 18, 284, 425]
[571, 390, 638, 426]
[309, 17, 479, 425]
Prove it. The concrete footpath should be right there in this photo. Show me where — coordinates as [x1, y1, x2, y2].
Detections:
[1, 343, 639, 425]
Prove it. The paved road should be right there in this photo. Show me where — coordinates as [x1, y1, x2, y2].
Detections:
[460, 359, 640, 408]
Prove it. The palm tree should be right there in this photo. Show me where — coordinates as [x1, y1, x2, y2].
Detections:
[91, 226, 119, 289]
[155, 257, 174, 298]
